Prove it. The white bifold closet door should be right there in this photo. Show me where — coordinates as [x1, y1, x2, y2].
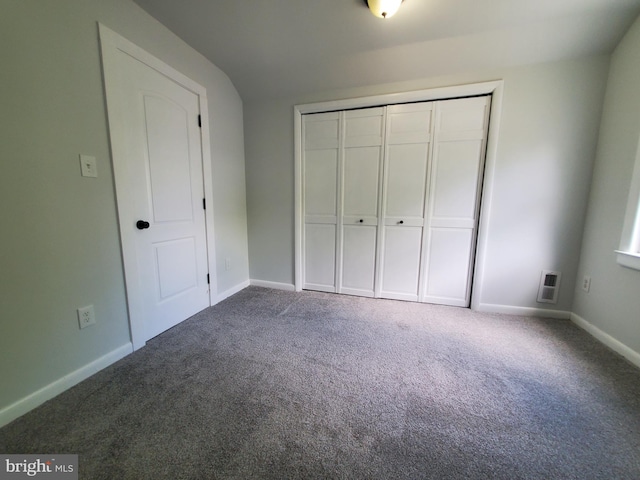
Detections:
[302, 96, 490, 307]
[422, 97, 490, 306]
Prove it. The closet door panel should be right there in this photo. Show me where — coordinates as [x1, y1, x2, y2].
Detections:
[424, 228, 473, 305]
[439, 104, 487, 132]
[384, 144, 429, 218]
[431, 141, 483, 220]
[342, 225, 377, 296]
[387, 104, 433, 144]
[304, 149, 338, 217]
[345, 112, 384, 147]
[304, 223, 336, 291]
[304, 113, 339, 150]
[381, 226, 423, 301]
[343, 146, 381, 218]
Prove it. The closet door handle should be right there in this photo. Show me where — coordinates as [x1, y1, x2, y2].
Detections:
[399, 220, 404, 225]
[136, 220, 150, 230]
[359, 219, 364, 223]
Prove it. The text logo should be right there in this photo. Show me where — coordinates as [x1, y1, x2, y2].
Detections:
[0, 455, 77, 480]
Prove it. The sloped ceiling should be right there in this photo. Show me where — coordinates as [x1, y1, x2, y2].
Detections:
[133, 0, 640, 101]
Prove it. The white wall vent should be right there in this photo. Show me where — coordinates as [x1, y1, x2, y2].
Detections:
[537, 270, 561, 304]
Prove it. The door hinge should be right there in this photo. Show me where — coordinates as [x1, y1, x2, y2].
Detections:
[198, 114, 202, 128]
[202, 198, 206, 210]
[207, 273, 210, 284]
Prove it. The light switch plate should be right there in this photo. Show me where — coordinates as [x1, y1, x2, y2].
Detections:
[80, 154, 97, 178]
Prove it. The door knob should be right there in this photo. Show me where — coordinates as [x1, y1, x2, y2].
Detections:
[359, 219, 364, 223]
[399, 220, 404, 225]
[136, 220, 150, 230]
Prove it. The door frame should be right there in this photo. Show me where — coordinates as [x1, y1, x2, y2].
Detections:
[99, 24, 217, 350]
[294, 81, 504, 310]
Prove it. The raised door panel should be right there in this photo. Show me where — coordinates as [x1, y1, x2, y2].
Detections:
[431, 141, 483, 221]
[154, 238, 198, 300]
[343, 146, 381, 219]
[387, 103, 433, 144]
[342, 225, 377, 296]
[304, 224, 337, 291]
[144, 96, 194, 223]
[423, 228, 473, 306]
[438, 98, 487, 133]
[344, 108, 384, 147]
[384, 143, 429, 219]
[304, 112, 339, 150]
[305, 149, 338, 218]
[380, 226, 423, 301]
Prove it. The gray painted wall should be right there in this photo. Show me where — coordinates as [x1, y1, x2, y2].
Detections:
[573, 15, 640, 355]
[0, 0, 249, 411]
[245, 57, 610, 313]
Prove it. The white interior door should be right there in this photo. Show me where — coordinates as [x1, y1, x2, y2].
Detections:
[303, 112, 340, 292]
[421, 97, 491, 306]
[339, 108, 384, 297]
[101, 27, 211, 346]
[378, 103, 434, 301]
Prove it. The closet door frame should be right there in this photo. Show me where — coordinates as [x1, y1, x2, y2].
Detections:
[294, 81, 504, 310]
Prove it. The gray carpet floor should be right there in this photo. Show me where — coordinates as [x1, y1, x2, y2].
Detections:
[1, 286, 640, 479]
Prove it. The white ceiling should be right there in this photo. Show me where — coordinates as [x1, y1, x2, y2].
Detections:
[132, 0, 640, 101]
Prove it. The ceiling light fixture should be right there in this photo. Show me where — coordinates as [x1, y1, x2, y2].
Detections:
[366, 0, 403, 19]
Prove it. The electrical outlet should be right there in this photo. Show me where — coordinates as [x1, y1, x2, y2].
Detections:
[78, 305, 96, 329]
[225, 258, 231, 271]
[582, 275, 591, 293]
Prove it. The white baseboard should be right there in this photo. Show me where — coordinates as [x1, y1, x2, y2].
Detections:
[0, 343, 133, 428]
[475, 303, 571, 319]
[250, 279, 296, 291]
[571, 313, 640, 369]
[215, 280, 250, 303]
